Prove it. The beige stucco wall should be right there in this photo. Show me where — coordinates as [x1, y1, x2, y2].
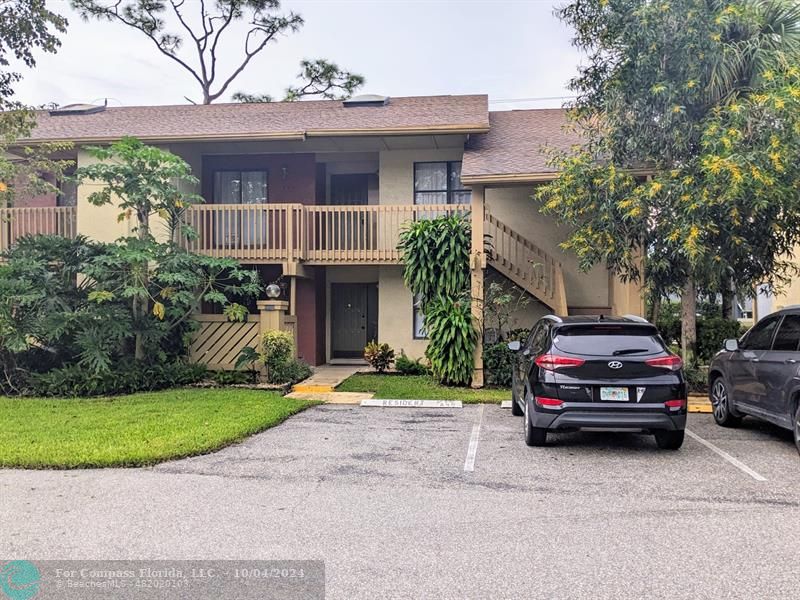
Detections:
[75, 148, 132, 243]
[378, 266, 429, 360]
[378, 148, 464, 204]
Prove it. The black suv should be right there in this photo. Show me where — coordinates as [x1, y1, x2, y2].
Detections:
[509, 315, 687, 449]
[708, 307, 800, 454]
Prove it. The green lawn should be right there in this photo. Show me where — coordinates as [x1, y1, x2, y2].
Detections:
[336, 374, 510, 404]
[0, 389, 315, 469]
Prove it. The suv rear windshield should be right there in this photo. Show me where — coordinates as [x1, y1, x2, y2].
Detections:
[552, 324, 666, 357]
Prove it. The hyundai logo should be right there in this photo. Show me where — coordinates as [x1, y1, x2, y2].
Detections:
[608, 361, 623, 369]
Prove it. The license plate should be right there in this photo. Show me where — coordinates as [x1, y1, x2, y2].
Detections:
[600, 387, 629, 402]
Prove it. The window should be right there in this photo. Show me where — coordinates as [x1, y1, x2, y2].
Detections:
[552, 324, 665, 357]
[213, 170, 268, 204]
[413, 294, 427, 339]
[414, 161, 470, 205]
[57, 167, 77, 207]
[741, 315, 781, 350]
[772, 315, 800, 351]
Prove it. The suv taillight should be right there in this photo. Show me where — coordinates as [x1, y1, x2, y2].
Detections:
[645, 355, 683, 371]
[535, 354, 585, 370]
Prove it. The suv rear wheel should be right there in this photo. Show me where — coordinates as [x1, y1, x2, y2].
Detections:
[654, 429, 684, 450]
[524, 399, 547, 447]
[711, 377, 742, 427]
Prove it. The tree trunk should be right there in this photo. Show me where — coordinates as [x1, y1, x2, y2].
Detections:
[681, 278, 697, 366]
[648, 289, 661, 323]
[134, 211, 150, 361]
[721, 275, 734, 320]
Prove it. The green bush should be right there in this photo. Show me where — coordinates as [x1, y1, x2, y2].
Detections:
[268, 359, 312, 385]
[684, 365, 709, 395]
[484, 342, 514, 387]
[697, 317, 745, 362]
[364, 341, 395, 373]
[28, 361, 208, 397]
[395, 351, 430, 375]
[507, 328, 531, 342]
[211, 370, 254, 385]
[261, 330, 294, 369]
[424, 296, 477, 386]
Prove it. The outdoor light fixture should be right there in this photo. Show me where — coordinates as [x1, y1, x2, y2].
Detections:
[265, 283, 281, 299]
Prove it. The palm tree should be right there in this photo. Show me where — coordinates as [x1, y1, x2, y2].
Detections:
[710, 0, 800, 103]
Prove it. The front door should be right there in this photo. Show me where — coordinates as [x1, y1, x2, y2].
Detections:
[331, 283, 378, 358]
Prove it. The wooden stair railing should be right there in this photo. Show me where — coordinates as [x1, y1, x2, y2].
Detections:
[484, 211, 568, 315]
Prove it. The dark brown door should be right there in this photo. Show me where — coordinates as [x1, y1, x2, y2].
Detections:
[330, 174, 369, 205]
[331, 283, 378, 358]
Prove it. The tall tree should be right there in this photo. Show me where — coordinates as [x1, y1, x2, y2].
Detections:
[73, 137, 202, 360]
[0, 0, 69, 207]
[538, 0, 800, 364]
[71, 0, 365, 104]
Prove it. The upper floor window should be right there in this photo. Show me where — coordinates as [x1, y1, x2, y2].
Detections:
[414, 161, 470, 205]
[213, 170, 268, 204]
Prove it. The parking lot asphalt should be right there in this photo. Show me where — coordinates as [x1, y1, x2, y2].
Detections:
[2, 404, 800, 599]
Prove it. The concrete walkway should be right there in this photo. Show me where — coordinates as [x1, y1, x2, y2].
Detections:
[291, 364, 364, 393]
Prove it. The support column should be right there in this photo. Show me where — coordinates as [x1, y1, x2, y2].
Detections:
[257, 299, 294, 355]
[470, 185, 486, 388]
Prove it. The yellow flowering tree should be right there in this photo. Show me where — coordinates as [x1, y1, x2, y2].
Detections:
[540, 0, 800, 364]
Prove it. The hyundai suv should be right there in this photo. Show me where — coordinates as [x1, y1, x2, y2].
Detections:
[708, 307, 800, 454]
[508, 315, 687, 449]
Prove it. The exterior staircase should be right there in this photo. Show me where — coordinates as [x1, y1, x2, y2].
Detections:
[484, 210, 568, 316]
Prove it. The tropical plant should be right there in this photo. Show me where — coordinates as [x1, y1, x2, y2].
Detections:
[423, 295, 477, 386]
[364, 341, 395, 373]
[483, 280, 531, 342]
[71, 0, 364, 104]
[398, 214, 472, 311]
[0, 234, 260, 392]
[73, 137, 206, 360]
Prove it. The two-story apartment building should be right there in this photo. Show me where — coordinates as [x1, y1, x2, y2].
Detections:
[2, 94, 643, 382]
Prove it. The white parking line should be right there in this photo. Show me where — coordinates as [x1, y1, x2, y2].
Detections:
[686, 429, 767, 482]
[463, 404, 485, 472]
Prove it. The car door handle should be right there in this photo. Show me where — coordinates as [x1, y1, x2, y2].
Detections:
[750, 358, 760, 362]
[786, 359, 797, 364]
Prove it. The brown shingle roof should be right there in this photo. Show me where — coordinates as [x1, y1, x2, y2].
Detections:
[462, 109, 582, 183]
[22, 94, 489, 143]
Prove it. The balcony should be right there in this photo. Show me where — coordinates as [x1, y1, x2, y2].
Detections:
[180, 203, 467, 265]
[0, 206, 78, 254]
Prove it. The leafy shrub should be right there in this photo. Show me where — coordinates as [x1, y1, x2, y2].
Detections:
[684, 365, 709, 395]
[697, 317, 745, 362]
[211, 370, 254, 385]
[507, 328, 531, 342]
[484, 342, 514, 387]
[424, 296, 477, 386]
[364, 341, 395, 373]
[398, 214, 471, 304]
[655, 302, 682, 346]
[28, 361, 208, 397]
[268, 359, 312, 385]
[261, 329, 295, 372]
[395, 350, 429, 375]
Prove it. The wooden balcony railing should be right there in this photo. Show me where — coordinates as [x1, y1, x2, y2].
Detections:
[0, 206, 78, 254]
[181, 203, 467, 264]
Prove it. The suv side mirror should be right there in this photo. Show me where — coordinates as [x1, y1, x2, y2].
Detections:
[724, 338, 739, 352]
[507, 340, 521, 352]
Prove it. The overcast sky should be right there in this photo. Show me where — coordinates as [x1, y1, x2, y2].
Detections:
[15, 0, 581, 110]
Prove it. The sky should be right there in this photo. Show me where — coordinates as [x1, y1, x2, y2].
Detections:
[15, 0, 582, 111]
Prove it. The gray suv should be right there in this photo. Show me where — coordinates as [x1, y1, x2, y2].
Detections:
[708, 307, 800, 454]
